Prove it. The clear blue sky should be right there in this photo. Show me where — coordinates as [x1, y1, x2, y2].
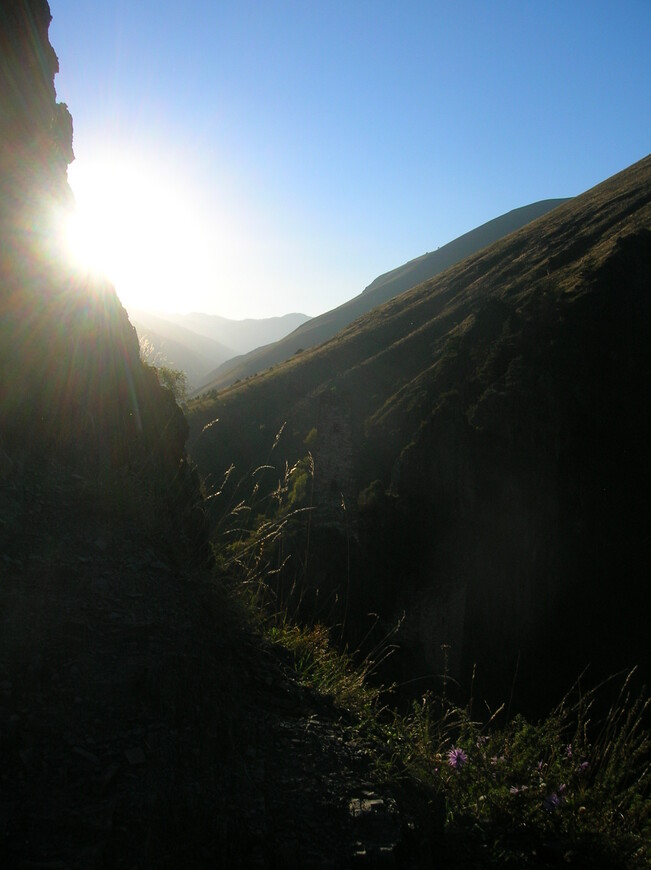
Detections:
[49, 0, 651, 320]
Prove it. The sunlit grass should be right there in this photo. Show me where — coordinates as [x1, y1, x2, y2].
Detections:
[208, 441, 651, 868]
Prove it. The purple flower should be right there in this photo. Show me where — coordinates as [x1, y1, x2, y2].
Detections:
[448, 747, 468, 769]
[565, 743, 573, 758]
[543, 792, 561, 812]
[578, 761, 589, 774]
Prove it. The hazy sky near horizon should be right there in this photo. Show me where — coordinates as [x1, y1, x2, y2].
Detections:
[50, 0, 650, 320]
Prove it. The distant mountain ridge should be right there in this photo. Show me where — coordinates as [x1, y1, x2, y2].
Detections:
[129, 308, 235, 389]
[167, 310, 311, 354]
[196, 198, 568, 393]
[128, 308, 310, 389]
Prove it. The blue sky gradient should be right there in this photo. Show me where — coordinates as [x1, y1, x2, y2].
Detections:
[49, 1, 651, 318]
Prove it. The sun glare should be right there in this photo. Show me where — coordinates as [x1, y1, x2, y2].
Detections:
[64, 155, 217, 312]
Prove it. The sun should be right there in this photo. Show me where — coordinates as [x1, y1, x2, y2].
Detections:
[63, 153, 216, 313]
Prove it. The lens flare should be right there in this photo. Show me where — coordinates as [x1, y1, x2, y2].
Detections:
[63, 154, 218, 312]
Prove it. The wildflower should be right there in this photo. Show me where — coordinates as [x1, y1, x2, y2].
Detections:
[509, 785, 529, 796]
[448, 747, 468, 769]
[565, 743, 573, 758]
[578, 761, 589, 774]
[543, 792, 561, 812]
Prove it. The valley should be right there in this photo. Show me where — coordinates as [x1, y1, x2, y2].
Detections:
[1, 2, 649, 866]
[188, 156, 651, 713]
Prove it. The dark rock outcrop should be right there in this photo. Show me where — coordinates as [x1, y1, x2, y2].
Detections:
[0, 8, 439, 867]
[0, 0, 73, 253]
[0, 1, 204, 557]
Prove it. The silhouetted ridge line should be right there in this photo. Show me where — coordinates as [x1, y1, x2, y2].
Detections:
[195, 197, 568, 393]
[188, 154, 651, 713]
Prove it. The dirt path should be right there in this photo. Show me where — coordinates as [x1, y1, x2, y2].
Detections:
[0, 470, 435, 868]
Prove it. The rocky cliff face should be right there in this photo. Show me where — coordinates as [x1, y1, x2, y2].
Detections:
[0, 0, 73, 255]
[0, 0, 203, 559]
[0, 9, 442, 866]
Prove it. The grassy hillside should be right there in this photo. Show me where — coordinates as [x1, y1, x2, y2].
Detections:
[197, 198, 567, 392]
[188, 155, 651, 710]
[3, 3, 648, 866]
[361, 199, 569, 304]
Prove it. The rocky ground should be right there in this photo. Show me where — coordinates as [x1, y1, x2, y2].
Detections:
[0, 462, 437, 868]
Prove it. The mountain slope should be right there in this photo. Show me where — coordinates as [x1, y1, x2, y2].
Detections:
[197, 198, 568, 392]
[134, 322, 229, 389]
[5, 4, 648, 866]
[361, 198, 569, 304]
[129, 308, 311, 389]
[0, 5, 436, 866]
[129, 308, 236, 389]
[188, 155, 651, 710]
[167, 309, 311, 353]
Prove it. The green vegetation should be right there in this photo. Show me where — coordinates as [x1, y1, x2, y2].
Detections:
[195, 200, 568, 393]
[187, 157, 651, 714]
[252, 608, 651, 867]
[270, 619, 650, 867]
[389, 673, 650, 867]
[4, 6, 648, 861]
[207, 454, 650, 868]
[152, 364, 189, 405]
[267, 622, 382, 717]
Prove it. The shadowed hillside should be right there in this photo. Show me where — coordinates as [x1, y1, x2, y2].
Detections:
[0, 0, 201, 536]
[197, 198, 567, 392]
[0, 5, 437, 866]
[189, 155, 651, 712]
[2, 4, 649, 867]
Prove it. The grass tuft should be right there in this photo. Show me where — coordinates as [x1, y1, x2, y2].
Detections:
[208, 449, 650, 867]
